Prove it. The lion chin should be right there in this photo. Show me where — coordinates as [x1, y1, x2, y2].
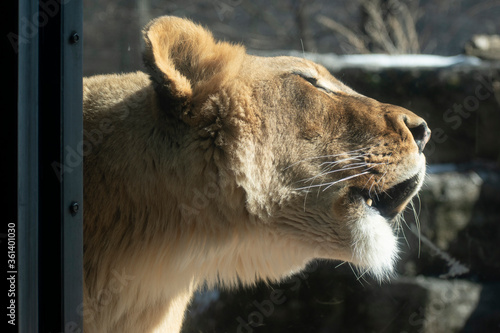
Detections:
[82, 16, 430, 333]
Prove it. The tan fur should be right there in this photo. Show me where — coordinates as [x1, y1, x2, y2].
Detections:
[83, 16, 430, 332]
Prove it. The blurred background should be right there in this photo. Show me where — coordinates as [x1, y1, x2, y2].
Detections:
[83, 1, 500, 332]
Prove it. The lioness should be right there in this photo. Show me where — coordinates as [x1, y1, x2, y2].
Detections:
[83, 16, 430, 332]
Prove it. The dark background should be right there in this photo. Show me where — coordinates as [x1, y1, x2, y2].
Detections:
[83, 0, 500, 75]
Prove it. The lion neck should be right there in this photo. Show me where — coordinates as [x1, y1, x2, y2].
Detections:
[83, 77, 313, 331]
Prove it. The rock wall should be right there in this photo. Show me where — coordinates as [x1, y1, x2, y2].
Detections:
[183, 55, 500, 333]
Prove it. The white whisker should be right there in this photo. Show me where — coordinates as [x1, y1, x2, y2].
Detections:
[356, 268, 371, 282]
[362, 174, 375, 191]
[347, 262, 360, 280]
[362, 164, 382, 172]
[399, 214, 410, 248]
[294, 171, 370, 191]
[320, 156, 365, 168]
[410, 199, 421, 258]
[335, 261, 347, 269]
[316, 164, 369, 177]
[282, 147, 371, 171]
[297, 161, 379, 187]
[322, 172, 370, 191]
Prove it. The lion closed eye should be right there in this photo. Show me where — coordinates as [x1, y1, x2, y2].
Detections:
[83, 16, 430, 333]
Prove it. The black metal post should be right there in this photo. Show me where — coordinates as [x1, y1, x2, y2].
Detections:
[16, 0, 83, 332]
[18, 0, 40, 331]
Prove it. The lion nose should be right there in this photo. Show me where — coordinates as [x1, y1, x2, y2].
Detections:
[404, 118, 431, 153]
[384, 105, 431, 154]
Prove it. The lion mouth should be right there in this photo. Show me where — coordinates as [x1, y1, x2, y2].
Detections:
[356, 173, 422, 220]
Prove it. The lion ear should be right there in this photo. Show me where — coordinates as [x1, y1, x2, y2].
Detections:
[142, 16, 245, 123]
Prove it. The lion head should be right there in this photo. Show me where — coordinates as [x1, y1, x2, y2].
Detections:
[140, 16, 430, 282]
[83, 15, 432, 332]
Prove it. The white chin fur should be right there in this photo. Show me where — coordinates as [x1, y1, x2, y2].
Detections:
[349, 208, 399, 281]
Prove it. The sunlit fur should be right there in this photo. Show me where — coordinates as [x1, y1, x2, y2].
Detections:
[83, 16, 428, 333]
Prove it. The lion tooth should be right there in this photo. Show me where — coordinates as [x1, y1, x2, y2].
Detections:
[366, 198, 373, 207]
